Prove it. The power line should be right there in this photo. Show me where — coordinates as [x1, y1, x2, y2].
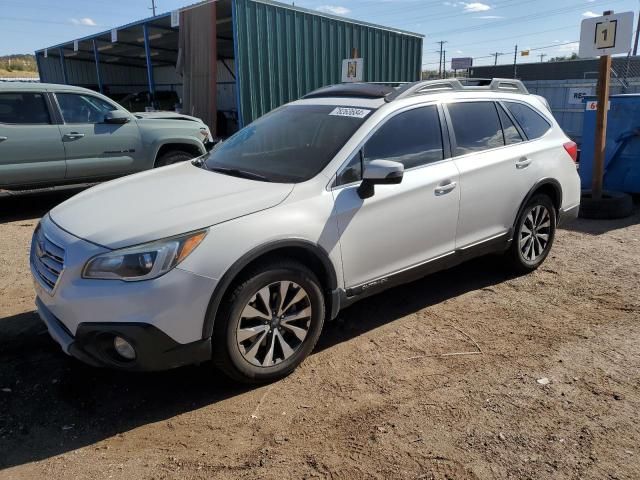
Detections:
[416, 0, 625, 37]
[421, 40, 579, 68]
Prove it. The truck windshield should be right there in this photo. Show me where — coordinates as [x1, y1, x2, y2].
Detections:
[199, 104, 372, 183]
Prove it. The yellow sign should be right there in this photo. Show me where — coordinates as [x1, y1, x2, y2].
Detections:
[521, 50, 530, 56]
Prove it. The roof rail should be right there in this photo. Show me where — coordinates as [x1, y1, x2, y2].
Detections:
[385, 78, 528, 102]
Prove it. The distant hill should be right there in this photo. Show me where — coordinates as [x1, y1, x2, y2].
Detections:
[0, 54, 38, 78]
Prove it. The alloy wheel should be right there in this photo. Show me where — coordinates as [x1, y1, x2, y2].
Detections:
[236, 281, 312, 367]
[520, 205, 552, 262]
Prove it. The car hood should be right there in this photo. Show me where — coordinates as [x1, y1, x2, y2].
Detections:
[133, 112, 204, 123]
[49, 163, 294, 249]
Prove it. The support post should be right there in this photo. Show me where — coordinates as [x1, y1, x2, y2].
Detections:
[513, 44, 518, 79]
[633, 8, 640, 56]
[143, 23, 156, 109]
[592, 54, 612, 200]
[92, 39, 103, 94]
[58, 47, 68, 84]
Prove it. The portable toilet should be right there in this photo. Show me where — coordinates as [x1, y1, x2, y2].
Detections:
[580, 94, 640, 193]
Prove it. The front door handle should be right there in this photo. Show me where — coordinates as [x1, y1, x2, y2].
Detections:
[63, 132, 85, 141]
[435, 181, 457, 196]
[0, 136, 7, 143]
[516, 157, 532, 169]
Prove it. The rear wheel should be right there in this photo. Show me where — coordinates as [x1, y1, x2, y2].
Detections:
[212, 260, 325, 383]
[507, 194, 556, 273]
[154, 149, 195, 168]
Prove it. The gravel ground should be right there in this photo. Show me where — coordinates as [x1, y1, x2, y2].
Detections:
[0, 191, 639, 480]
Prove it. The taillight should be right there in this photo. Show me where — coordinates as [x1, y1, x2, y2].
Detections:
[563, 141, 578, 163]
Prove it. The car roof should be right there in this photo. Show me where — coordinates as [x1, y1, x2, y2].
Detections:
[0, 82, 97, 94]
[300, 78, 531, 105]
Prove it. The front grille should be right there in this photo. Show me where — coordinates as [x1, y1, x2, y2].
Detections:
[31, 226, 65, 293]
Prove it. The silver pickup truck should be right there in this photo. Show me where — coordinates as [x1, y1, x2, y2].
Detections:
[0, 83, 212, 189]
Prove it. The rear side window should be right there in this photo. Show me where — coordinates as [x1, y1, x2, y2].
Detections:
[497, 104, 524, 145]
[0, 92, 51, 124]
[504, 102, 551, 140]
[447, 102, 504, 156]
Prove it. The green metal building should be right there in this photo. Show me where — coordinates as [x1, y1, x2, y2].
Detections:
[36, 0, 423, 134]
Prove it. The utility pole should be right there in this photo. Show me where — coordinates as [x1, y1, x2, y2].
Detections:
[538, 53, 547, 63]
[443, 50, 447, 78]
[436, 41, 447, 78]
[150, 0, 157, 16]
[513, 44, 518, 78]
[492, 52, 503, 66]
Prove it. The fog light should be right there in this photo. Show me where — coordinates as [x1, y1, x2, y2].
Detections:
[113, 336, 136, 360]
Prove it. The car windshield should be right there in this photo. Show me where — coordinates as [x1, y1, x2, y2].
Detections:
[199, 104, 372, 183]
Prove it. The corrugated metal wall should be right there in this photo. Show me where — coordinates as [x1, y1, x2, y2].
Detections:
[471, 56, 640, 82]
[525, 79, 640, 145]
[38, 55, 147, 88]
[233, 0, 423, 125]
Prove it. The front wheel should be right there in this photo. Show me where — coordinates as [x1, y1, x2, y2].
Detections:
[154, 149, 195, 168]
[212, 260, 325, 383]
[506, 194, 557, 273]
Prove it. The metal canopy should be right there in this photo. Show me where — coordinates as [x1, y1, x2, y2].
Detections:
[36, 1, 235, 69]
[37, 14, 178, 69]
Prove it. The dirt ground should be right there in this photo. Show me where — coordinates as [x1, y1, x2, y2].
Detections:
[0, 191, 639, 480]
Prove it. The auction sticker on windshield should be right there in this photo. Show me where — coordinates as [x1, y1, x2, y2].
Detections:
[329, 107, 371, 118]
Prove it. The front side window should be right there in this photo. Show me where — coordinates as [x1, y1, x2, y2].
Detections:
[336, 105, 444, 185]
[0, 92, 50, 124]
[504, 102, 551, 140]
[201, 104, 370, 183]
[56, 93, 117, 124]
[447, 101, 504, 156]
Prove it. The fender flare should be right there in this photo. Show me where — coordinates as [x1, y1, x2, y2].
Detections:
[201, 239, 339, 339]
[512, 177, 563, 233]
[152, 138, 206, 164]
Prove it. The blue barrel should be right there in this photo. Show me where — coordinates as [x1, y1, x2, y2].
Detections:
[580, 94, 640, 193]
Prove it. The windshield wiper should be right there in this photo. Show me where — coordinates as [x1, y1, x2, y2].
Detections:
[208, 166, 270, 182]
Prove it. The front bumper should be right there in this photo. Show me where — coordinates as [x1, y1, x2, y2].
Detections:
[36, 298, 211, 370]
[31, 215, 217, 371]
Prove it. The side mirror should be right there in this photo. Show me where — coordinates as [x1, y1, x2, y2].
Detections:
[358, 159, 404, 199]
[104, 110, 131, 124]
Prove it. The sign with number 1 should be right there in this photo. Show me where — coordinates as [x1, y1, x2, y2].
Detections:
[579, 11, 633, 57]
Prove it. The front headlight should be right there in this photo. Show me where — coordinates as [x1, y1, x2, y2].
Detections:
[199, 126, 212, 143]
[82, 230, 207, 281]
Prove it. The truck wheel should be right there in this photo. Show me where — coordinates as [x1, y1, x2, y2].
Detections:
[155, 150, 195, 168]
[213, 260, 325, 384]
[506, 194, 557, 273]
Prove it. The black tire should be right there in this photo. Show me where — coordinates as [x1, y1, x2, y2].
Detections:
[154, 150, 195, 168]
[506, 194, 557, 273]
[579, 190, 633, 219]
[212, 260, 325, 384]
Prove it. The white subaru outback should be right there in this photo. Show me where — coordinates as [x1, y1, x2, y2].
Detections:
[31, 79, 580, 383]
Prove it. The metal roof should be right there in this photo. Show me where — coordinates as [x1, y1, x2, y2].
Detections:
[250, 0, 424, 38]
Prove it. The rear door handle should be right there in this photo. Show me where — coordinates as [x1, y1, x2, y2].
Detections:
[435, 181, 457, 196]
[63, 132, 85, 141]
[516, 157, 532, 169]
[0, 136, 7, 143]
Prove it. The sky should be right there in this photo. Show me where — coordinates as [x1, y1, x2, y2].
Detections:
[1, 0, 639, 68]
